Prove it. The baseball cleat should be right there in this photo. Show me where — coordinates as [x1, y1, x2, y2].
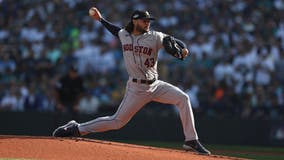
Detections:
[183, 140, 211, 155]
[52, 120, 80, 137]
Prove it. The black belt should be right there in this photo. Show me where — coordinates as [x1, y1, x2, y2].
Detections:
[132, 78, 156, 84]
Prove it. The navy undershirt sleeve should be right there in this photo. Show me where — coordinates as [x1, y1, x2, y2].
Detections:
[100, 18, 121, 38]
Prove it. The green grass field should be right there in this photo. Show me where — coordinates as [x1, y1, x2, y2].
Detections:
[117, 140, 284, 160]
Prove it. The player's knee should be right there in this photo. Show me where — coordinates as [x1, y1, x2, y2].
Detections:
[180, 92, 189, 101]
[177, 93, 190, 105]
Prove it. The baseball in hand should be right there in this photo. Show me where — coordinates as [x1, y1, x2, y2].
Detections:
[89, 8, 95, 16]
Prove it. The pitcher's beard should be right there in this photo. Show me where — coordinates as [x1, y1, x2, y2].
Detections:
[135, 25, 149, 34]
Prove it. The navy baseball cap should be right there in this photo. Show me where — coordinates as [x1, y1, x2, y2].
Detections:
[131, 10, 155, 20]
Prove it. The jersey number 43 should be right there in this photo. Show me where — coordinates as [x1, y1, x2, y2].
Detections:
[144, 58, 155, 68]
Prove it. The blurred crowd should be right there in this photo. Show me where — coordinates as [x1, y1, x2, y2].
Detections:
[0, 0, 284, 120]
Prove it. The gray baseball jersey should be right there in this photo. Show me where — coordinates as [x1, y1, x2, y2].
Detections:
[119, 29, 163, 80]
[78, 24, 198, 141]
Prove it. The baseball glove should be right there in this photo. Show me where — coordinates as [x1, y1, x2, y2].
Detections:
[163, 36, 184, 60]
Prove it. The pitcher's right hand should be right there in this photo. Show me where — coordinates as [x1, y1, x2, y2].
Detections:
[89, 7, 102, 21]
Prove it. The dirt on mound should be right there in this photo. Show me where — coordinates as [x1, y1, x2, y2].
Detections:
[0, 135, 245, 160]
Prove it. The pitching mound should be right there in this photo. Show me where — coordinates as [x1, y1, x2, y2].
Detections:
[0, 135, 244, 160]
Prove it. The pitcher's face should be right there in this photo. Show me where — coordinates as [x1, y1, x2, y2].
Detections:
[134, 19, 151, 33]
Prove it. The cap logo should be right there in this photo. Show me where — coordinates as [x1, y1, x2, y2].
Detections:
[133, 14, 139, 18]
[145, 11, 150, 16]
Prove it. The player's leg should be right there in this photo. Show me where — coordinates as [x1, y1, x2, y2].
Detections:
[77, 84, 151, 135]
[152, 80, 210, 154]
[53, 84, 150, 137]
[152, 80, 198, 141]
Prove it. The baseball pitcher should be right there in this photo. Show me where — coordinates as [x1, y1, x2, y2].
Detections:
[53, 7, 211, 155]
